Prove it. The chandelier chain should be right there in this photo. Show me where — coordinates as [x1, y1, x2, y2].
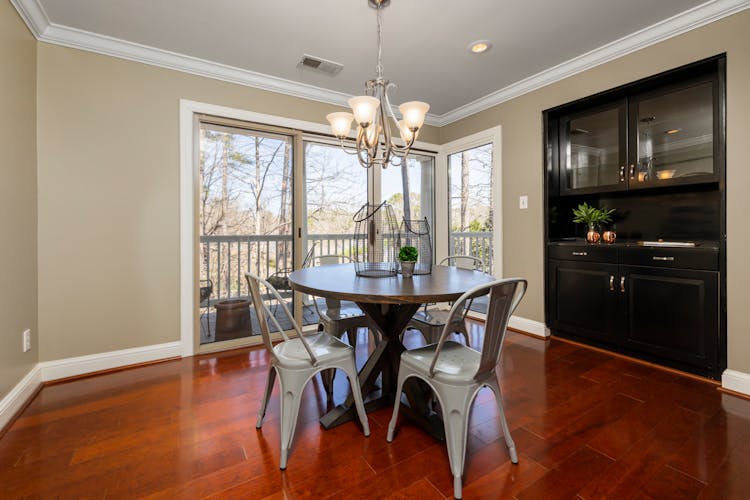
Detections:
[376, 6, 384, 79]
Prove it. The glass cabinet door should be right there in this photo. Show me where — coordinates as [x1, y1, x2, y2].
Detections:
[630, 80, 716, 187]
[559, 101, 627, 194]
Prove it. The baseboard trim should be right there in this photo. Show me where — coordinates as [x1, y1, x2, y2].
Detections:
[38, 341, 182, 382]
[466, 312, 550, 339]
[0, 364, 42, 434]
[508, 316, 550, 338]
[722, 369, 750, 398]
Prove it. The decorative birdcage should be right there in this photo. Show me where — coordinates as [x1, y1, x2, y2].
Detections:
[399, 218, 432, 275]
[352, 202, 399, 278]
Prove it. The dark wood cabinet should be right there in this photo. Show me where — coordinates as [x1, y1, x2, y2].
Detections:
[622, 265, 718, 371]
[552, 57, 723, 197]
[559, 100, 628, 195]
[546, 245, 721, 378]
[543, 55, 726, 379]
[548, 259, 620, 342]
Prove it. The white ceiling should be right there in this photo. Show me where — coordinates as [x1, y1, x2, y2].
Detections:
[30, 0, 728, 117]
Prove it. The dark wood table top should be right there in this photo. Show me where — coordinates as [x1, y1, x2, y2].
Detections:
[288, 263, 495, 304]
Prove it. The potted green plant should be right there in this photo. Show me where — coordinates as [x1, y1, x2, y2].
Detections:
[398, 246, 418, 278]
[572, 203, 616, 244]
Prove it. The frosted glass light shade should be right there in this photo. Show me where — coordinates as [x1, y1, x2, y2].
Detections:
[326, 112, 354, 138]
[359, 124, 380, 147]
[399, 101, 430, 130]
[397, 120, 417, 144]
[348, 96, 380, 126]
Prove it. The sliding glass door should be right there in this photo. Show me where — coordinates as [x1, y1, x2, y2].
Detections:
[198, 120, 295, 347]
[195, 114, 437, 351]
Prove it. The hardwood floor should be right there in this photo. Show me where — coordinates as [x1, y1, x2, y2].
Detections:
[2, 325, 749, 499]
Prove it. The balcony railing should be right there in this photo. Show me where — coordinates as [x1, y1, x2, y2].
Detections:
[200, 231, 494, 303]
[449, 231, 493, 273]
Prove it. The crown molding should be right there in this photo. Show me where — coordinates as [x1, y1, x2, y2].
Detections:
[433, 0, 750, 126]
[11, 0, 750, 128]
[9, 0, 49, 37]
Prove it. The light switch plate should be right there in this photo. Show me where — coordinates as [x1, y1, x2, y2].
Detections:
[22, 329, 31, 352]
[519, 195, 528, 210]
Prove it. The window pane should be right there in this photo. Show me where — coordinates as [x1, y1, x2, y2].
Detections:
[381, 154, 435, 234]
[448, 143, 493, 273]
[303, 141, 368, 255]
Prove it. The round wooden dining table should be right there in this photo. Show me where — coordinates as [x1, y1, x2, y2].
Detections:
[288, 263, 495, 440]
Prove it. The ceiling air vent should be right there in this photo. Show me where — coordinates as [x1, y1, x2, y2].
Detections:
[298, 54, 344, 76]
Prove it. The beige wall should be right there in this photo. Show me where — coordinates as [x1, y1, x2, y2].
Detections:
[35, 43, 439, 361]
[0, 0, 38, 398]
[440, 10, 750, 373]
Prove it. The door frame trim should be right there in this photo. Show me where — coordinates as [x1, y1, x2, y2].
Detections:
[437, 126, 503, 277]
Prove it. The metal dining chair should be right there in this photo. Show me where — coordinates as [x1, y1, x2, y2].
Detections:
[387, 278, 527, 500]
[246, 271, 370, 470]
[309, 254, 377, 399]
[407, 255, 485, 346]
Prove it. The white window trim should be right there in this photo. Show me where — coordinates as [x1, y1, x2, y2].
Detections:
[179, 99, 439, 357]
[436, 126, 503, 277]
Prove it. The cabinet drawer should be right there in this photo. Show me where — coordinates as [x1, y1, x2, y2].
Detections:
[548, 244, 617, 263]
[621, 247, 718, 271]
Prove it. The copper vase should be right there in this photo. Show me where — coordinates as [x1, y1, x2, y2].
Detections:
[602, 230, 617, 244]
[586, 224, 601, 244]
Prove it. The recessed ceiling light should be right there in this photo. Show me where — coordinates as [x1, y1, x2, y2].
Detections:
[468, 40, 492, 54]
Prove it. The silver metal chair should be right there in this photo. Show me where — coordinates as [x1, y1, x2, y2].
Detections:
[407, 255, 485, 346]
[309, 254, 376, 399]
[246, 271, 370, 470]
[387, 278, 527, 499]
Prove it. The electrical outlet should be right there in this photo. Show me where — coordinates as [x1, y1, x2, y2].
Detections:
[22, 329, 31, 353]
[519, 195, 528, 210]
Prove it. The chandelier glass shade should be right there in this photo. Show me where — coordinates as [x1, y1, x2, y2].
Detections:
[326, 0, 429, 168]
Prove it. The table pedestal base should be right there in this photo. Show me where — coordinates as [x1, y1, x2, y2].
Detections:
[319, 302, 446, 442]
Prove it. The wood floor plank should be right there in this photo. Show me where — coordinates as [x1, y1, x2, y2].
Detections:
[1, 326, 749, 499]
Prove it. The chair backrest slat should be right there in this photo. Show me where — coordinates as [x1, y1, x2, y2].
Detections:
[439, 255, 484, 271]
[428, 278, 527, 380]
[245, 271, 319, 365]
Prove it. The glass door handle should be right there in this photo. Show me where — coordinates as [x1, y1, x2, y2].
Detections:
[619, 166, 626, 182]
[620, 276, 626, 293]
[629, 164, 636, 179]
[610, 275, 615, 291]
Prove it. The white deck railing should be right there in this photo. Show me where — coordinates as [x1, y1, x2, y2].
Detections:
[449, 231, 493, 273]
[201, 231, 493, 302]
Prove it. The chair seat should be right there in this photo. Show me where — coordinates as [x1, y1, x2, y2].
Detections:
[400, 341, 481, 384]
[273, 333, 353, 368]
[410, 308, 455, 327]
[323, 302, 366, 321]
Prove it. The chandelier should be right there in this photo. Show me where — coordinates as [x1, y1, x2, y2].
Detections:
[326, 0, 430, 169]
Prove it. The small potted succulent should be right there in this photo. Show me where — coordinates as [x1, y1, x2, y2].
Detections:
[572, 203, 616, 244]
[398, 245, 418, 278]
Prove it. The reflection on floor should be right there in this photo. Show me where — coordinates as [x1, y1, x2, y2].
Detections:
[3, 322, 749, 498]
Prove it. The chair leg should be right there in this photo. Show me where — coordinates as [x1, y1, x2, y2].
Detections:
[341, 358, 370, 437]
[277, 369, 308, 470]
[488, 379, 517, 463]
[386, 368, 409, 442]
[257, 366, 276, 429]
[436, 385, 473, 500]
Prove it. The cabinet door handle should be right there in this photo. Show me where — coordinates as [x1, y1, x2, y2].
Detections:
[629, 164, 636, 179]
[652, 256, 675, 261]
[620, 276, 626, 293]
[572, 251, 588, 256]
[609, 275, 615, 291]
[619, 165, 626, 182]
